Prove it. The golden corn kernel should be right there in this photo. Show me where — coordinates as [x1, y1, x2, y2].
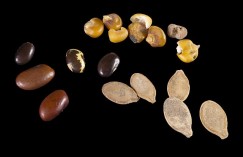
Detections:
[130, 13, 152, 29]
[108, 27, 128, 43]
[103, 13, 122, 30]
[84, 17, 104, 38]
[176, 39, 200, 63]
[146, 26, 166, 47]
[128, 22, 148, 43]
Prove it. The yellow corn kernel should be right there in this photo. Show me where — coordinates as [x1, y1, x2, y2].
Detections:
[103, 13, 122, 30]
[108, 27, 128, 43]
[128, 22, 148, 43]
[84, 17, 104, 38]
[130, 13, 152, 29]
[146, 26, 166, 47]
[176, 39, 200, 63]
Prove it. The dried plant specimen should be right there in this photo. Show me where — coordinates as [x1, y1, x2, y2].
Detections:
[130, 73, 156, 104]
[167, 70, 190, 101]
[102, 81, 139, 105]
[199, 100, 229, 139]
[163, 97, 193, 138]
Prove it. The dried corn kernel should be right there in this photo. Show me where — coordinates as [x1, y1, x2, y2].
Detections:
[146, 26, 166, 47]
[130, 13, 152, 29]
[128, 22, 148, 43]
[103, 13, 122, 30]
[84, 17, 104, 38]
[176, 39, 200, 63]
[108, 27, 128, 43]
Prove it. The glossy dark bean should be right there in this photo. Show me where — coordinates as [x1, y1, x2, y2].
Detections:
[97, 52, 120, 77]
[39, 90, 69, 121]
[16, 64, 55, 90]
[66, 49, 85, 73]
[15, 42, 35, 65]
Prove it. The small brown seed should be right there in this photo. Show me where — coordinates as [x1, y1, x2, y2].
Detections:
[39, 90, 69, 121]
[102, 81, 139, 105]
[167, 70, 190, 101]
[97, 52, 120, 77]
[167, 24, 188, 39]
[16, 64, 55, 90]
[130, 73, 156, 104]
[146, 26, 166, 47]
[66, 49, 85, 73]
[15, 42, 35, 65]
[163, 97, 193, 138]
[199, 100, 229, 139]
[128, 22, 148, 43]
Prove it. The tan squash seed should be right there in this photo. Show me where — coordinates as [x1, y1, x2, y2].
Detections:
[167, 70, 190, 101]
[130, 73, 156, 104]
[102, 81, 139, 105]
[163, 97, 193, 138]
[199, 100, 229, 139]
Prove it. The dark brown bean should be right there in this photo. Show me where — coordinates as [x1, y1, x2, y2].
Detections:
[15, 42, 35, 65]
[39, 90, 69, 121]
[16, 64, 55, 90]
[97, 52, 120, 77]
[66, 49, 85, 73]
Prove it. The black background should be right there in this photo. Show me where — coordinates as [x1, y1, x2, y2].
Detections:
[4, 0, 242, 152]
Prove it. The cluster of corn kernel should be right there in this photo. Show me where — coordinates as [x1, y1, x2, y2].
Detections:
[84, 13, 200, 63]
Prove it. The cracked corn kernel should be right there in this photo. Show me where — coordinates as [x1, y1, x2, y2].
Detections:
[128, 22, 148, 43]
[130, 13, 152, 29]
[176, 39, 200, 63]
[103, 13, 122, 30]
[108, 27, 128, 43]
[84, 17, 104, 38]
[146, 26, 166, 47]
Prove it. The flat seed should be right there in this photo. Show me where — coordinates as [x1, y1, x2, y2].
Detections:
[130, 73, 156, 103]
[97, 52, 120, 77]
[163, 97, 193, 138]
[16, 64, 55, 90]
[102, 81, 139, 105]
[66, 49, 85, 73]
[39, 90, 69, 121]
[199, 100, 229, 139]
[167, 70, 190, 101]
[15, 42, 35, 65]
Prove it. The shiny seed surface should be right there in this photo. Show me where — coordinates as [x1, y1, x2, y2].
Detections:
[16, 64, 55, 90]
[108, 27, 128, 43]
[39, 90, 69, 121]
[15, 42, 35, 65]
[84, 17, 104, 38]
[102, 81, 139, 105]
[167, 24, 188, 39]
[130, 73, 156, 104]
[66, 49, 85, 73]
[167, 70, 190, 101]
[163, 97, 193, 138]
[200, 100, 229, 139]
[98, 52, 120, 77]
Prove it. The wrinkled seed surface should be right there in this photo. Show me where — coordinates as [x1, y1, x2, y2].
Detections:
[130, 73, 156, 103]
[163, 97, 193, 138]
[200, 100, 228, 139]
[167, 70, 190, 101]
[167, 24, 188, 39]
[102, 81, 139, 105]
